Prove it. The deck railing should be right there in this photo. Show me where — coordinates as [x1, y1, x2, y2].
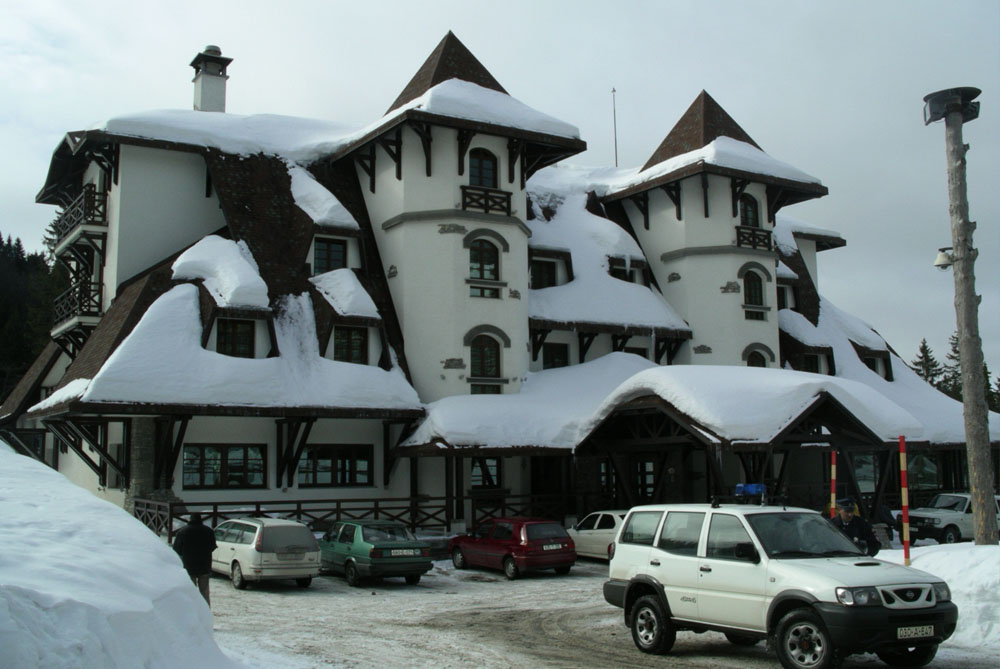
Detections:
[53, 280, 102, 327]
[52, 184, 108, 246]
[461, 185, 512, 216]
[735, 225, 772, 250]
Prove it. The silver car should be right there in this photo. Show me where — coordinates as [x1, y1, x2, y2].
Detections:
[211, 517, 320, 589]
[568, 510, 627, 559]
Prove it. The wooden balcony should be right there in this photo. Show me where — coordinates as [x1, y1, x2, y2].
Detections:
[53, 280, 102, 328]
[52, 184, 108, 248]
[461, 185, 512, 216]
[735, 225, 772, 251]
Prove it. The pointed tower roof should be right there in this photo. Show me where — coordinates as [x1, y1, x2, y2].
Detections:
[642, 91, 760, 171]
[386, 31, 507, 114]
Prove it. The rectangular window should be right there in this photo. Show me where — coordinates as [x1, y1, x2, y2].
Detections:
[471, 457, 501, 488]
[542, 343, 569, 369]
[599, 459, 616, 493]
[706, 513, 753, 560]
[469, 286, 501, 299]
[636, 459, 656, 499]
[216, 319, 256, 358]
[657, 511, 705, 555]
[297, 444, 373, 487]
[530, 260, 557, 289]
[182, 444, 265, 489]
[620, 510, 663, 546]
[803, 354, 820, 373]
[777, 285, 788, 310]
[314, 238, 347, 275]
[333, 327, 368, 364]
[744, 310, 765, 321]
[471, 384, 501, 394]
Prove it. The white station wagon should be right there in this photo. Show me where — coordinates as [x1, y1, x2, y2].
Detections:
[604, 503, 957, 669]
[211, 517, 320, 589]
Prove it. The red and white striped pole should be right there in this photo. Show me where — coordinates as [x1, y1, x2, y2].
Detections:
[829, 450, 837, 519]
[899, 436, 911, 566]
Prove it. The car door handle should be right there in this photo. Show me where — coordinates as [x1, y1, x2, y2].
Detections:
[700, 566, 712, 573]
[650, 559, 660, 566]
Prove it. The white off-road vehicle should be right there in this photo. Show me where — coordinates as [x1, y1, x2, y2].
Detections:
[902, 492, 1000, 544]
[604, 503, 957, 668]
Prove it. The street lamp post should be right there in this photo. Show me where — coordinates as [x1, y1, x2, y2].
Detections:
[923, 86, 998, 545]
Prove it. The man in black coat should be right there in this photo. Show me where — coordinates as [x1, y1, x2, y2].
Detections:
[172, 513, 217, 605]
[830, 498, 880, 557]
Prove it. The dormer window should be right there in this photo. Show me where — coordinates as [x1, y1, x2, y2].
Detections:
[216, 318, 255, 358]
[314, 237, 347, 275]
[530, 259, 557, 289]
[333, 326, 368, 364]
[469, 149, 498, 188]
[608, 257, 646, 284]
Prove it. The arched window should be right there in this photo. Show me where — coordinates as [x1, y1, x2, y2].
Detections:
[471, 335, 501, 377]
[469, 238, 500, 298]
[743, 271, 764, 321]
[739, 194, 760, 228]
[747, 351, 767, 368]
[469, 149, 498, 188]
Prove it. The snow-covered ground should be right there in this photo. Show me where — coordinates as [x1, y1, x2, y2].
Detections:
[1, 442, 997, 668]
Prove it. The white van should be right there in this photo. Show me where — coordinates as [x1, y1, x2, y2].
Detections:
[211, 517, 320, 589]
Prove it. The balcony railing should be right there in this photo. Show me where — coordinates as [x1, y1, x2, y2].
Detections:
[461, 185, 512, 216]
[53, 280, 102, 327]
[735, 225, 772, 250]
[52, 183, 108, 247]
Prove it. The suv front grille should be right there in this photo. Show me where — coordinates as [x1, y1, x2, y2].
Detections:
[878, 584, 935, 610]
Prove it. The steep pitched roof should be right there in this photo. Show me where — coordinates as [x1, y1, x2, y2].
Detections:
[386, 31, 508, 114]
[642, 91, 760, 171]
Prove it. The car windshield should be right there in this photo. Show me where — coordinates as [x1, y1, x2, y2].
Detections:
[927, 494, 966, 511]
[260, 525, 319, 553]
[526, 523, 569, 540]
[746, 512, 863, 558]
[362, 525, 416, 542]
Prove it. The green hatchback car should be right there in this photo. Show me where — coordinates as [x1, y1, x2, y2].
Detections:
[319, 520, 433, 586]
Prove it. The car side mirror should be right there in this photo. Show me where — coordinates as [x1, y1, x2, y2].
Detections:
[734, 542, 760, 563]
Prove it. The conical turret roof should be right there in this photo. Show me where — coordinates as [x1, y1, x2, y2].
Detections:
[641, 91, 760, 171]
[386, 31, 507, 114]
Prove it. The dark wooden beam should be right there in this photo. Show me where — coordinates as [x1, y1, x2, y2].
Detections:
[629, 192, 649, 230]
[701, 172, 710, 218]
[457, 130, 475, 176]
[611, 334, 632, 352]
[378, 127, 403, 181]
[410, 122, 433, 176]
[731, 177, 750, 217]
[578, 332, 597, 363]
[660, 182, 681, 220]
[507, 138, 524, 185]
[355, 144, 376, 193]
[531, 328, 551, 361]
[44, 420, 104, 484]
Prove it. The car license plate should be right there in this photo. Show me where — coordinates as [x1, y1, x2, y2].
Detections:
[277, 553, 303, 561]
[543, 543, 561, 550]
[390, 549, 416, 556]
[897, 625, 934, 640]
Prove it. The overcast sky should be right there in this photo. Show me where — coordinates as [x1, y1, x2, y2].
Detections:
[1, 0, 997, 374]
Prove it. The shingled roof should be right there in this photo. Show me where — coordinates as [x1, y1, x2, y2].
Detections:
[386, 31, 508, 114]
[642, 90, 760, 171]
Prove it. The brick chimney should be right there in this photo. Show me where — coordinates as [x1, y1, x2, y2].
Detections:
[190, 45, 232, 112]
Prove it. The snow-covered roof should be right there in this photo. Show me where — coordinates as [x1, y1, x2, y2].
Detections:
[774, 214, 845, 254]
[288, 163, 359, 229]
[597, 136, 822, 199]
[30, 286, 420, 413]
[310, 269, 381, 320]
[526, 169, 689, 333]
[171, 236, 270, 308]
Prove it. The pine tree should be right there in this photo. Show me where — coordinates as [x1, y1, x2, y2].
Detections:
[910, 338, 944, 384]
[936, 332, 963, 400]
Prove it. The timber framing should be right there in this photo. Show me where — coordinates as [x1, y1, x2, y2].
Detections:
[153, 415, 190, 489]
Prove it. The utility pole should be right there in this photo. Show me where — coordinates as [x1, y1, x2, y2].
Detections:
[923, 86, 998, 545]
[612, 87, 618, 167]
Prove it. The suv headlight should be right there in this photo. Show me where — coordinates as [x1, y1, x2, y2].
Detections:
[836, 586, 882, 606]
[932, 582, 951, 602]
[929, 518, 942, 526]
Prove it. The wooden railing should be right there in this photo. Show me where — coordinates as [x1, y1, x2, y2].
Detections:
[132, 495, 454, 543]
[470, 493, 570, 527]
[461, 185, 512, 216]
[52, 184, 108, 246]
[735, 225, 772, 250]
[53, 280, 102, 327]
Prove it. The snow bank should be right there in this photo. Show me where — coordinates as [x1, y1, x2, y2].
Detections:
[172, 236, 270, 308]
[310, 269, 380, 319]
[878, 544, 1000, 652]
[0, 446, 237, 669]
[287, 163, 358, 229]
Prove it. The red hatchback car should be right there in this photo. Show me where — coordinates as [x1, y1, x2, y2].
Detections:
[448, 517, 576, 579]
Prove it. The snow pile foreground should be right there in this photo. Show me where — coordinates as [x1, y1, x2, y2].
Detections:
[879, 544, 1000, 651]
[0, 444, 238, 669]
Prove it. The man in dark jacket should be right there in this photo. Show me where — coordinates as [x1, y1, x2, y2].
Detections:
[172, 513, 217, 605]
[830, 498, 880, 557]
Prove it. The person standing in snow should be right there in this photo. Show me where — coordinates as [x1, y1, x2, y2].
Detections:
[172, 512, 217, 606]
[830, 498, 880, 557]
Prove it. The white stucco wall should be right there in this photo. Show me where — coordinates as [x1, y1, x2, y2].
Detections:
[108, 145, 227, 296]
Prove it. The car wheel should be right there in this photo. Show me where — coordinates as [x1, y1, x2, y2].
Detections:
[405, 574, 421, 585]
[629, 594, 675, 654]
[940, 526, 960, 544]
[296, 577, 312, 588]
[344, 561, 360, 587]
[231, 562, 247, 590]
[503, 557, 519, 580]
[452, 547, 466, 569]
[775, 608, 838, 669]
[725, 632, 760, 646]
[555, 566, 571, 575]
[876, 644, 938, 667]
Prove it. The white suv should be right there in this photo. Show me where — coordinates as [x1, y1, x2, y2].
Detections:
[604, 504, 957, 669]
[903, 493, 1000, 544]
[212, 517, 320, 589]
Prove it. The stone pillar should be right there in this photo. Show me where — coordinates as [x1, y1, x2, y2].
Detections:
[124, 417, 157, 513]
